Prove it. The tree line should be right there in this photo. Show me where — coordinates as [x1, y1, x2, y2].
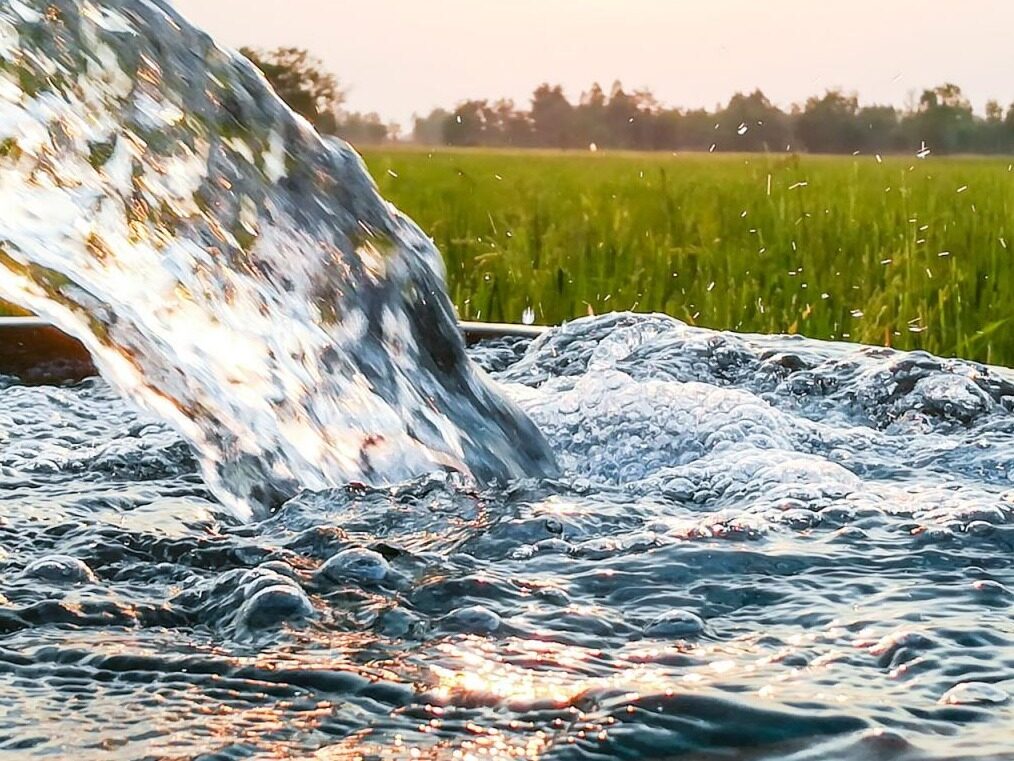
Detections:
[242, 48, 1014, 155]
[240, 47, 392, 146]
[415, 82, 1014, 155]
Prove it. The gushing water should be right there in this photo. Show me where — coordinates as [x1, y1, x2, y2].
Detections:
[0, 0, 554, 517]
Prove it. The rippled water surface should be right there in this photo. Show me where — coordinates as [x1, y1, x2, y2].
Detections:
[2, 313, 1014, 759]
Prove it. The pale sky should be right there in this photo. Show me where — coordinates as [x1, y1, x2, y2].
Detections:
[172, 0, 1014, 131]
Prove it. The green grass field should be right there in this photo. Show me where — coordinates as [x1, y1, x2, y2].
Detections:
[364, 147, 1014, 366]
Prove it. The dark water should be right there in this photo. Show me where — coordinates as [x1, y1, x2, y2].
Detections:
[1, 313, 1013, 759]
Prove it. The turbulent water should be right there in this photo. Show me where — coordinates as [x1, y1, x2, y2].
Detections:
[0, 0, 554, 518]
[0, 1, 1013, 759]
[0, 314, 1012, 759]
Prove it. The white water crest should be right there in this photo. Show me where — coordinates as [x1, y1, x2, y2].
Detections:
[0, 0, 555, 516]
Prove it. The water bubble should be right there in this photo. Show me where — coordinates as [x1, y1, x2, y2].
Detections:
[644, 609, 705, 638]
[522, 307, 536, 326]
[378, 607, 424, 637]
[939, 682, 1009, 706]
[858, 728, 912, 753]
[449, 605, 501, 634]
[236, 584, 314, 630]
[318, 547, 391, 584]
[21, 555, 97, 584]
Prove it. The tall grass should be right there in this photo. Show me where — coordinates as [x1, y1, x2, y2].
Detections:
[364, 147, 1014, 366]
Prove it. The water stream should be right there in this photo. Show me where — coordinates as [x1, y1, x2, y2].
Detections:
[0, 0, 555, 519]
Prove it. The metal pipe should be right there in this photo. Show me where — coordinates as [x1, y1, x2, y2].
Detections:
[0, 317, 548, 383]
[459, 321, 547, 345]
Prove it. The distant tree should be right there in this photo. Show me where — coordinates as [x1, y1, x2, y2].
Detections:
[856, 105, 902, 152]
[909, 83, 975, 153]
[335, 112, 390, 145]
[491, 99, 532, 146]
[979, 99, 1009, 153]
[795, 90, 861, 153]
[601, 82, 656, 149]
[575, 83, 610, 147]
[444, 100, 496, 146]
[241, 46, 392, 143]
[679, 108, 719, 151]
[413, 108, 451, 145]
[530, 84, 576, 148]
[646, 108, 678, 150]
[717, 90, 789, 152]
[922, 83, 969, 111]
[240, 46, 343, 132]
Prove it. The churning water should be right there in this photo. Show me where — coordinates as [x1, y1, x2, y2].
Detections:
[0, 2, 1013, 760]
[2, 317, 1014, 759]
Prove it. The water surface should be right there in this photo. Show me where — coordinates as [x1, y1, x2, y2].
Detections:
[1, 314, 1013, 759]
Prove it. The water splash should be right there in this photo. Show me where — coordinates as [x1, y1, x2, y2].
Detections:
[0, 0, 555, 516]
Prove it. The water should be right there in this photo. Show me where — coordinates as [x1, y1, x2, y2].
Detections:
[1, 316, 1012, 759]
[0, 0, 554, 518]
[0, 1, 1013, 759]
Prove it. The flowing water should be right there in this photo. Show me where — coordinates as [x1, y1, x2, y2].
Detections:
[0, 2, 1013, 760]
[0, 0, 554, 519]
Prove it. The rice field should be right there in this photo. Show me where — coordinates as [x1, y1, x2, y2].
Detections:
[364, 147, 1014, 366]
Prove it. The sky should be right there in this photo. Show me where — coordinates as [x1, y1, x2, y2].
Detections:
[172, 0, 1014, 131]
